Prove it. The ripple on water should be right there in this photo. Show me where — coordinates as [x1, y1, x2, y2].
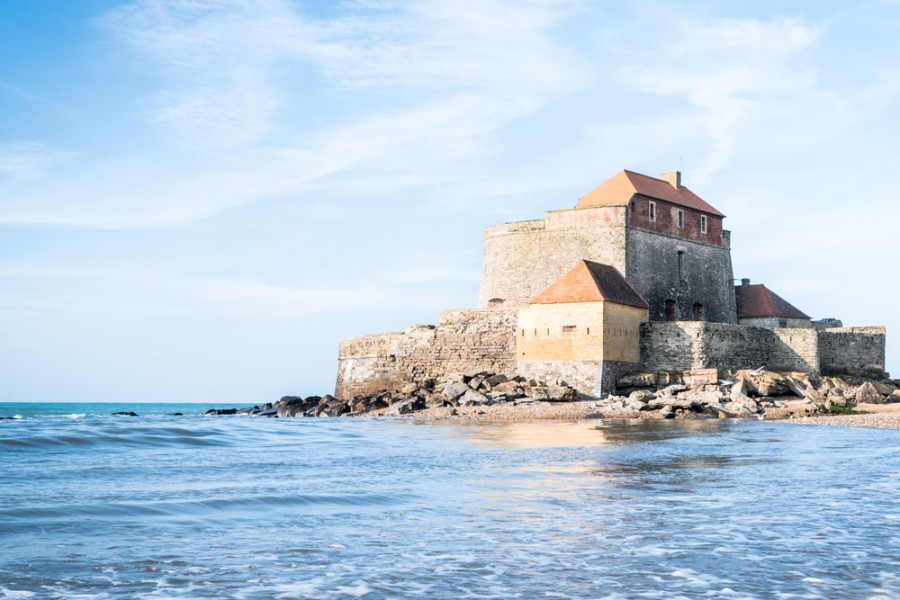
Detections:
[0, 418, 898, 599]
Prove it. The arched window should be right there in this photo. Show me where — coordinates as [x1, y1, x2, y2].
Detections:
[488, 298, 505, 308]
[665, 299, 676, 322]
[692, 303, 704, 321]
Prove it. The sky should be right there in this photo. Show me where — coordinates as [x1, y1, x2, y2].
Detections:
[2, 0, 899, 404]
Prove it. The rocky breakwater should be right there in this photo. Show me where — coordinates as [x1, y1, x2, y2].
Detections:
[605, 369, 900, 421]
[205, 369, 900, 422]
[206, 372, 579, 419]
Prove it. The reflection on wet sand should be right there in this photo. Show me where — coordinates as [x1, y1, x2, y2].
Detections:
[427, 418, 734, 449]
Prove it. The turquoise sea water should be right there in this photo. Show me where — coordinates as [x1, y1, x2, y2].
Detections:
[1, 404, 898, 599]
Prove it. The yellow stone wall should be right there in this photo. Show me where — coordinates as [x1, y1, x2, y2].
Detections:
[601, 303, 649, 363]
[517, 301, 647, 364]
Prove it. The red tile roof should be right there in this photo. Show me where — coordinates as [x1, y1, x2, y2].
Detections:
[576, 170, 726, 217]
[735, 284, 811, 320]
[529, 260, 649, 309]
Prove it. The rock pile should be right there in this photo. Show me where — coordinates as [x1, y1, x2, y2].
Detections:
[206, 369, 899, 421]
[210, 372, 579, 418]
[601, 369, 900, 420]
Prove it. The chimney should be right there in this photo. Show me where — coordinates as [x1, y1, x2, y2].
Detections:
[660, 171, 681, 189]
[741, 278, 751, 287]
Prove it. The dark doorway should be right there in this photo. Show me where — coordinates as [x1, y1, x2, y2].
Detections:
[692, 302, 704, 321]
[665, 299, 676, 321]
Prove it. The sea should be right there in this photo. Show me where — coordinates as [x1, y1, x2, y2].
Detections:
[1, 403, 898, 599]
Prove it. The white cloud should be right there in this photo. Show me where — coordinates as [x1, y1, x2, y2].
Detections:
[617, 16, 826, 184]
[0, 142, 76, 180]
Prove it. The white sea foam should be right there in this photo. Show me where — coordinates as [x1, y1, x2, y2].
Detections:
[0, 588, 36, 599]
[335, 582, 373, 597]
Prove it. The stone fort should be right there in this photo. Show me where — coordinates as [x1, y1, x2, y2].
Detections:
[335, 169, 886, 399]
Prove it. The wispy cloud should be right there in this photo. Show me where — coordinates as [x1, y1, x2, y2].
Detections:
[0, 142, 76, 180]
[617, 16, 826, 183]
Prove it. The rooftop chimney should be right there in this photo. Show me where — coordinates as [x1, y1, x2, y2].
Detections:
[660, 171, 681, 189]
[741, 278, 751, 286]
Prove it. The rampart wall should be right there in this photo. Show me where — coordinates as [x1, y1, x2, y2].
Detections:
[639, 322, 884, 378]
[334, 309, 518, 400]
[818, 327, 886, 377]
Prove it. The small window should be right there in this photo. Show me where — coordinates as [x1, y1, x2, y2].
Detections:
[692, 303, 704, 321]
[562, 325, 576, 333]
[677, 209, 684, 229]
[700, 215, 707, 234]
[665, 299, 676, 321]
[488, 298, 505, 308]
[677, 250, 685, 279]
[649, 201, 656, 222]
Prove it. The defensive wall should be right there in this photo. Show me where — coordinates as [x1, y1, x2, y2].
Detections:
[334, 309, 517, 400]
[639, 322, 885, 379]
[336, 318, 886, 398]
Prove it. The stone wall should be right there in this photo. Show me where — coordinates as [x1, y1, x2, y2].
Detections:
[818, 327, 886, 377]
[334, 309, 518, 400]
[739, 317, 812, 329]
[477, 206, 628, 308]
[639, 322, 820, 375]
[625, 228, 736, 324]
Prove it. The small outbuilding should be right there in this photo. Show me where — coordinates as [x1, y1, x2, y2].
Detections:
[735, 278, 811, 328]
[517, 260, 649, 395]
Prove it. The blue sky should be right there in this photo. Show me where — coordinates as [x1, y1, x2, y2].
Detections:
[2, 0, 899, 403]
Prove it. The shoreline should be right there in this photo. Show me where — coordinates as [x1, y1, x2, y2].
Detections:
[362, 399, 900, 429]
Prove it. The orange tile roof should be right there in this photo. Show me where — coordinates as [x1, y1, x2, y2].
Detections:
[576, 170, 726, 217]
[529, 260, 649, 309]
[735, 284, 811, 320]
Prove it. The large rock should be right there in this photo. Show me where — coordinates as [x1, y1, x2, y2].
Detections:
[684, 369, 718, 387]
[458, 390, 491, 406]
[441, 382, 471, 401]
[618, 373, 657, 388]
[855, 382, 886, 404]
[527, 385, 575, 402]
[742, 370, 790, 397]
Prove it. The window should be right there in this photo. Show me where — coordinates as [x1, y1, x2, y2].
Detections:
[700, 215, 707, 234]
[649, 201, 656, 222]
[677, 250, 685, 279]
[562, 325, 576, 334]
[488, 298, 505, 308]
[665, 299, 676, 321]
[692, 303, 704, 321]
[677, 209, 684, 229]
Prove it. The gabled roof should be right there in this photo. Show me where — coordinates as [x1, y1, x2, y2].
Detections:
[735, 284, 811, 320]
[529, 260, 649, 309]
[576, 170, 726, 217]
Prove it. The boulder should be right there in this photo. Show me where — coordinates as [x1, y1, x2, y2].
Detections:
[742, 370, 790, 397]
[527, 385, 575, 402]
[441, 382, 471, 401]
[399, 383, 419, 396]
[855, 382, 886, 404]
[684, 368, 718, 387]
[870, 379, 898, 396]
[628, 389, 656, 403]
[485, 374, 509, 388]
[618, 373, 657, 388]
[889, 390, 900, 403]
[659, 384, 689, 396]
[113, 411, 139, 417]
[458, 390, 491, 406]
